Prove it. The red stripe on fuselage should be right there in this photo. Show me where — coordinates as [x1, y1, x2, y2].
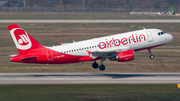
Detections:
[134, 44, 165, 51]
[10, 47, 100, 64]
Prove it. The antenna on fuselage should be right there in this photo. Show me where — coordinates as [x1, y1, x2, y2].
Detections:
[143, 27, 146, 30]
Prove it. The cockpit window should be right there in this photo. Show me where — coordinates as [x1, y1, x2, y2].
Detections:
[158, 31, 166, 36]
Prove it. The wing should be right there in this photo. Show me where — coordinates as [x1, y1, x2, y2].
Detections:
[89, 45, 132, 59]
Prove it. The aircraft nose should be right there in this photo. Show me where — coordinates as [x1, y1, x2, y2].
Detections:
[166, 33, 173, 43]
[169, 34, 173, 42]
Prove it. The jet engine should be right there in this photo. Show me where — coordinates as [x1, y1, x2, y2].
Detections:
[109, 49, 134, 62]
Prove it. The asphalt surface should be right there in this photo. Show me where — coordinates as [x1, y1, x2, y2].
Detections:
[0, 73, 179, 85]
[1, 20, 180, 23]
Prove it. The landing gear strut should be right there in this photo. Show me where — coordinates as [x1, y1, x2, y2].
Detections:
[148, 49, 154, 59]
[99, 57, 106, 71]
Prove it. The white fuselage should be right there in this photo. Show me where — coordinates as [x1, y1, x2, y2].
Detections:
[48, 29, 173, 57]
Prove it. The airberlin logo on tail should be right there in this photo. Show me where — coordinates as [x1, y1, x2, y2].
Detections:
[18, 34, 29, 45]
[10, 28, 32, 50]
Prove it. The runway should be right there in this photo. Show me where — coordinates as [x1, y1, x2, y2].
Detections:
[0, 73, 179, 85]
[1, 19, 180, 23]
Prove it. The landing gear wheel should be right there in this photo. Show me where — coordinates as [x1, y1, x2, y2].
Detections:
[99, 64, 105, 71]
[149, 55, 154, 59]
[92, 62, 99, 69]
[148, 49, 154, 59]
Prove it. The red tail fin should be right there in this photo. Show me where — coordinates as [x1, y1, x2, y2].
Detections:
[7, 24, 44, 54]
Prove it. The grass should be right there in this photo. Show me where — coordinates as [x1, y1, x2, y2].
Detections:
[1, 12, 180, 19]
[1, 48, 180, 72]
[1, 23, 180, 47]
[0, 84, 179, 101]
[1, 23, 180, 31]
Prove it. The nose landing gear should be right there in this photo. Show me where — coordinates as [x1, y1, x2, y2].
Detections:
[148, 49, 154, 59]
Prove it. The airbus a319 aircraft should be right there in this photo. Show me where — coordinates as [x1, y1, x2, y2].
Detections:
[8, 24, 173, 71]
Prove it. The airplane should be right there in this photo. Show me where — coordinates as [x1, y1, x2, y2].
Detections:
[8, 24, 173, 71]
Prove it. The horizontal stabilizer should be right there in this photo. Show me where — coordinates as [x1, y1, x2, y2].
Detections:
[9, 54, 18, 57]
[21, 56, 37, 60]
[58, 42, 69, 45]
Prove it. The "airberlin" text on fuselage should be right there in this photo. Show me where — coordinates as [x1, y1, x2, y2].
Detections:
[98, 34, 146, 49]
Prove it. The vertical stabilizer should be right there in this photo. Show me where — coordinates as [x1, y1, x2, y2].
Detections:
[7, 24, 44, 54]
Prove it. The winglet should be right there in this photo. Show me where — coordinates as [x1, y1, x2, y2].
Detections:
[58, 42, 62, 45]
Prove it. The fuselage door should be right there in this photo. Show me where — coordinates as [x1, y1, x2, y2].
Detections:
[46, 50, 53, 61]
[146, 31, 154, 42]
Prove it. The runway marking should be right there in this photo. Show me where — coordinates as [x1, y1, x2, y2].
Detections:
[0, 73, 180, 85]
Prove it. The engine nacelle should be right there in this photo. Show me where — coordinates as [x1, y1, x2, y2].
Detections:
[109, 49, 134, 62]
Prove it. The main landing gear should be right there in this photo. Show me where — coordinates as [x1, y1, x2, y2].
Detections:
[148, 49, 154, 59]
[92, 61, 98, 69]
[92, 57, 106, 71]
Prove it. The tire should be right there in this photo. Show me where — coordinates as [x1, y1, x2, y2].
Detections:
[149, 55, 154, 59]
[99, 64, 105, 71]
[92, 62, 98, 69]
